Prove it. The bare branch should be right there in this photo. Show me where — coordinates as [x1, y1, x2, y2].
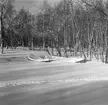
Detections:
[81, 0, 108, 17]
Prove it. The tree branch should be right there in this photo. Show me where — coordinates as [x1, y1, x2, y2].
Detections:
[81, 0, 108, 17]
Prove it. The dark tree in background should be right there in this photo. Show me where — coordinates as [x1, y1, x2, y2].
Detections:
[0, 0, 15, 54]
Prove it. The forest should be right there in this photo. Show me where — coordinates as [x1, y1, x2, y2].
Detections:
[1, 0, 108, 63]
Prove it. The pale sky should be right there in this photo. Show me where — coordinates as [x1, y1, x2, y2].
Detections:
[15, 0, 61, 14]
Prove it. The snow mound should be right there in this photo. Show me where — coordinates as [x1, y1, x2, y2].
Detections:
[53, 57, 84, 63]
[28, 53, 84, 63]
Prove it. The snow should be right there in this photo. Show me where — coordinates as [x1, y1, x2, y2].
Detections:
[28, 55, 84, 63]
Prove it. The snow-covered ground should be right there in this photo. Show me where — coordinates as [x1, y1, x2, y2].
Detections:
[1, 50, 108, 105]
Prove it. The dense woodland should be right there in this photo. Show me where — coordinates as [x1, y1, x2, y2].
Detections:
[1, 0, 108, 63]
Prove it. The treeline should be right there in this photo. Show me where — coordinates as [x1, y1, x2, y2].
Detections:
[1, 0, 108, 63]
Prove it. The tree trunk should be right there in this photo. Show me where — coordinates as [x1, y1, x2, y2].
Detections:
[57, 47, 61, 57]
[64, 30, 68, 57]
[31, 41, 33, 50]
[1, 32, 4, 54]
[1, 11, 4, 54]
[55, 44, 61, 57]
[21, 36, 24, 49]
[10, 30, 13, 49]
[105, 47, 108, 63]
[31, 35, 33, 50]
[51, 42, 54, 55]
[46, 46, 52, 55]
[89, 43, 92, 61]
[105, 22, 108, 63]
[1, 38, 4, 54]
[42, 37, 45, 49]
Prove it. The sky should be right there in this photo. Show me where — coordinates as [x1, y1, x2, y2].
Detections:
[15, 0, 61, 14]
